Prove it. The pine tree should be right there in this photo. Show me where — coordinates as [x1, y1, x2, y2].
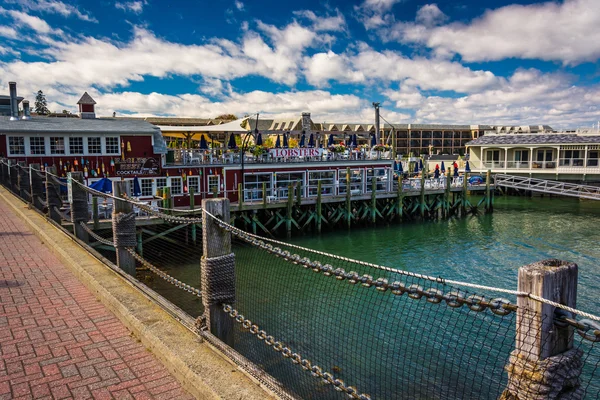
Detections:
[34, 90, 50, 115]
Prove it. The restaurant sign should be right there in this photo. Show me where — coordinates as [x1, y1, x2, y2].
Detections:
[115, 158, 160, 176]
[269, 148, 323, 158]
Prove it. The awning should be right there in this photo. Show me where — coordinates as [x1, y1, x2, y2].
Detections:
[158, 118, 250, 133]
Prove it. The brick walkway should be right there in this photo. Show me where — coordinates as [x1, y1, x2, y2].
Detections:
[0, 200, 194, 399]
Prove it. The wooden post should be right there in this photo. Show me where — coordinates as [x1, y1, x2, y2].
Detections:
[397, 176, 403, 222]
[163, 187, 172, 213]
[189, 186, 197, 244]
[501, 259, 582, 399]
[444, 169, 451, 218]
[29, 164, 44, 210]
[346, 168, 351, 228]
[286, 184, 293, 238]
[45, 166, 62, 224]
[251, 209, 257, 235]
[238, 183, 243, 211]
[316, 180, 322, 233]
[113, 181, 136, 276]
[17, 162, 30, 200]
[296, 179, 302, 206]
[462, 170, 468, 215]
[201, 198, 234, 346]
[485, 169, 492, 213]
[420, 171, 426, 218]
[69, 172, 89, 243]
[262, 182, 267, 209]
[371, 177, 377, 224]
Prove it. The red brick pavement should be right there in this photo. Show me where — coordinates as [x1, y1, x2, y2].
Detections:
[0, 200, 194, 400]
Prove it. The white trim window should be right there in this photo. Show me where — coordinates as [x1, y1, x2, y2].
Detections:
[87, 137, 102, 154]
[156, 178, 167, 191]
[30, 137, 46, 155]
[188, 176, 200, 194]
[8, 136, 25, 155]
[69, 137, 84, 154]
[141, 178, 153, 197]
[208, 175, 220, 195]
[50, 137, 65, 155]
[170, 177, 182, 195]
[105, 137, 120, 154]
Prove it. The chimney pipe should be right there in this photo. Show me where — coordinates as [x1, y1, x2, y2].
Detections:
[9, 82, 19, 121]
[22, 100, 31, 120]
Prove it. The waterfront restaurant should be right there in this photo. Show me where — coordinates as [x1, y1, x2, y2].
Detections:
[466, 129, 600, 181]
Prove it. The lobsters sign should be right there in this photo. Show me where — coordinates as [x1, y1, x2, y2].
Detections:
[269, 148, 323, 158]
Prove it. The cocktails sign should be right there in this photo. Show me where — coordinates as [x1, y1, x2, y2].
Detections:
[269, 148, 323, 158]
[115, 158, 160, 176]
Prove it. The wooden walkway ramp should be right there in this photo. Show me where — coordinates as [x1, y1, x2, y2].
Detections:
[494, 174, 600, 200]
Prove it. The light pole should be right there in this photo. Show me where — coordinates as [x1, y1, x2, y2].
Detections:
[241, 113, 259, 192]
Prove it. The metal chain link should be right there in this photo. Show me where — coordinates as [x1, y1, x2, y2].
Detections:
[135, 203, 203, 225]
[78, 222, 114, 246]
[555, 310, 600, 342]
[222, 304, 372, 400]
[127, 249, 202, 298]
[218, 221, 517, 316]
[47, 173, 68, 186]
[53, 206, 70, 221]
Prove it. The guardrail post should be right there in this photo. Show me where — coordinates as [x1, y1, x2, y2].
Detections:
[45, 166, 62, 224]
[501, 259, 582, 400]
[286, 184, 293, 238]
[17, 163, 30, 201]
[112, 181, 137, 276]
[9, 162, 18, 193]
[29, 164, 43, 210]
[346, 168, 352, 228]
[69, 172, 89, 243]
[201, 198, 235, 346]
[316, 180, 322, 233]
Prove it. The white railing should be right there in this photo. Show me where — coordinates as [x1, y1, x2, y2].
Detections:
[494, 174, 600, 200]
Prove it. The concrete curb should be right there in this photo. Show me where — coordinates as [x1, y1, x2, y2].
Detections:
[0, 187, 275, 400]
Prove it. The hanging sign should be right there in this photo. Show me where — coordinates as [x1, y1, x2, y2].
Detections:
[269, 148, 323, 158]
[115, 158, 160, 176]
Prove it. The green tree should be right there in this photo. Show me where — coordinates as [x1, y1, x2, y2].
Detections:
[215, 114, 237, 121]
[35, 90, 50, 115]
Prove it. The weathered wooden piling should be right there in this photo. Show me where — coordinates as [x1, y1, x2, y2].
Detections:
[163, 187, 172, 213]
[29, 164, 44, 210]
[371, 177, 377, 224]
[501, 259, 582, 399]
[201, 198, 235, 346]
[397, 176, 403, 222]
[238, 183, 243, 211]
[485, 169, 493, 213]
[286, 184, 293, 238]
[45, 166, 63, 224]
[189, 187, 197, 244]
[112, 181, 137, 276]
[69, 172, 89, 243]
[346, 168, 352, 228]
[316, 180, 322, 233]
[420, 172, 426, 218]
[17, 162, 30, 200]
[262, 182, 267, 209]
[462, 171, 468, 215]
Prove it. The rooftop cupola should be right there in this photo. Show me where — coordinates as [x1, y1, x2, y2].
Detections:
[77, 92, 97, 119]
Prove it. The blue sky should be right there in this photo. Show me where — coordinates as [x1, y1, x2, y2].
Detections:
[0, 0, 599, 128]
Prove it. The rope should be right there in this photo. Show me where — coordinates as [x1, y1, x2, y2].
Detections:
[79, 222, 114, 246]
[112, 211, 137, 247]
[203, 209, 600, 323]
[53, 206, 70, 221]
[71, 183, 89, 222]
[201, 253, 236, 306]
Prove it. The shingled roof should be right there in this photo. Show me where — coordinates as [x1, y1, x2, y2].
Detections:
[467, 134, 600, 146]
[77, 92, 96, 105]
[0, 116, 158, 134]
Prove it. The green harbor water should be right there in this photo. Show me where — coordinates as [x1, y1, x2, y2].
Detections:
[144, 195, 600, 399]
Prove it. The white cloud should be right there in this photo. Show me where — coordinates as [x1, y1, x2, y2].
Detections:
[234, 1, 244, 11]
[115, 1, 147, 14]
[383, 0, 600, 64]
[415, 4, 446, 27]
[2, 9, 52, 33]
[354, 0, 402, 29]
[0, 26, 18, 39]
[293, 9, 347, 32]
[7, 0, 97, 22]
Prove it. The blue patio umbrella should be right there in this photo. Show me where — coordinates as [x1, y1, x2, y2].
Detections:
[419, 159, 424, 171]
[327, 134, 334, 147]
[465, 161, 471, 172]
[90, 177, 112, 193]
[199, 135, 208, 150]
[414, 161, 419, 174]
[441, 161, 446, 173]
[275, 135, 281, 148]
[283, 133, 289, 148]
[398, 161, 403, 173]
[352, 134, 358, 148]
[393, 161, 398, 171]
[308, 133, 315, 148]
[256, 133, 263, 146]
[370, 133, 377, 147]
[299, 133, 306, 147]
[132, 176, 142, 197]
[227, 134, 238, 149]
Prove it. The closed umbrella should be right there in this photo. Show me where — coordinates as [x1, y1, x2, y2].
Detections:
[227, 134, 237, 149]
[90, 177, 112, 193]
[398, 161, 403, 173]
[370, 133, 377, 147]
[419, 159, 424, 171]
[275, 135, 281, 148]
[199, 135, 208, 150]
[393, 161, 398, 171]
[441, 161, 446, 173]
[465, 161, 471, 172]
[132, 176, 142, 197]
[256, 133, 263, 146]
[327, 134, 334, 147]
[283, 133, 289, 148]
[352, 134, 358, 148]
[414, 161, 419, 174]
[299, 133, 306, 147]
[308, 133, 315, 148]
[454, 166, 459, 177]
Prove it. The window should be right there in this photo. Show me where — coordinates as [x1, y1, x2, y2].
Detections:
[588, 151, 599, 167]
[308, 171, 335, 197]
[69, 137, 83, 154]
[88, 137, 102, 154]
[366, 168, 388, 192]
[208, 175, 220, 195]
[274, 172, 303, 198]
[243, 173, 272, 201]
[50, 137, 65, 154]
[170, 177, 182, 195]
[156, 178, 167, 190]
[338, 169, 363, 195]
[187, 176, 200, 194]
[8, 137, 24, 155]
[514, 150, 529, 165]
[486, 150, 500, 161]
[30, 137, 46, 155]
[106, 137, 120, 154]
[141, 179, 153, 196]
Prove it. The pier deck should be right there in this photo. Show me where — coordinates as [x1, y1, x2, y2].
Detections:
[0, 198, 194, 400]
